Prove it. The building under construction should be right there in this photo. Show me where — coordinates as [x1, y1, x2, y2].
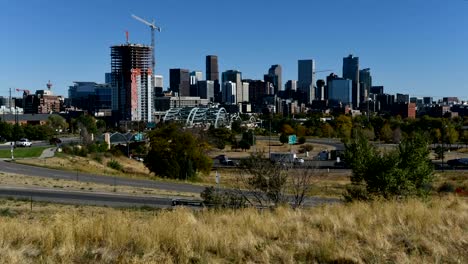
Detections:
[110, 44, 153, 122]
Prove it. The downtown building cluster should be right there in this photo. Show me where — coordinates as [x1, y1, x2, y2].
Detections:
[3, 39, 467, 126]
[55, 50, 468, 124]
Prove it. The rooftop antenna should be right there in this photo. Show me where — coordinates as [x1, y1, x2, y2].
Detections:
[46, 80, 52, 90]
[125, 30, 129, 44]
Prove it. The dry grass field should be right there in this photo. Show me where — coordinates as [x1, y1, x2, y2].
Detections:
[16, 154, 151, 179]
[0, 197, 466, 263]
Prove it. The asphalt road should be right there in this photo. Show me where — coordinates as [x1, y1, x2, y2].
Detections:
[0, 186, 174, 208]
[0, 160, 341, 208]
[0, 160, 205, 193]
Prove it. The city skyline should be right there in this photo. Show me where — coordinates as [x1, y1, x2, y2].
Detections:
[1, 0, 467, 100]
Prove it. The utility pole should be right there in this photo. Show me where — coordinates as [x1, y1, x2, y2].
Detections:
[268, 118, 271, 157]
[9, 88, 12, 110]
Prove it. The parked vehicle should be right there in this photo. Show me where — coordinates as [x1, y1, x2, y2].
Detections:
[16, 138, 32, 147]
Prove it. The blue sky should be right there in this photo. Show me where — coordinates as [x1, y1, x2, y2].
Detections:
[1, 0, 467, 99]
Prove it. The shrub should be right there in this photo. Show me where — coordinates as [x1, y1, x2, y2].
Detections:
[437, 182, 455, 194]
[344, 132, 434, 200]
[109, 146, 123, 157]
[279, 133, 288, 144]
[298, 144, 314, 154]
[92, 153, 103, 163]
[298, 136, 306, 144]
[107, 159, 123, 171]
[201, 187, 246, 209]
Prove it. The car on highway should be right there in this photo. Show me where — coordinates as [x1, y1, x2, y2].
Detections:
[334, 160, 348, 168]
[16, 138, 32, 147]
[447, 158, 468, 168]
[294, 158, 305, 165]
[220, 158, 236, 166]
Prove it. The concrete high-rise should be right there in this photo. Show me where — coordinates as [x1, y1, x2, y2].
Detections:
[110, 44, 153, 122]
[298, 59, 315, 104]
[265, 64, 282, 94]
[169, 69, 190, 96]
[343, 54, 360, 108]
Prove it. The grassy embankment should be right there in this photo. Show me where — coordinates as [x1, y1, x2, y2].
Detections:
[0, 172, 199, 199]
[0, 197, 466, 263]
[0, 146, 49, 159]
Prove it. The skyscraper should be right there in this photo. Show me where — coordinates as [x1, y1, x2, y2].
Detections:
[169, 69, 190, 96]
[110, 44, 153, 122]
[328, 79, 353, 106]
[359, 68, 372, 103]
[206, 55, 220, 102]
[298, 59, 315, 104]
[222, 70, 243, 102]
[265, 64, 282, 94]
[316, 79, 326, 100]
[343, 54, 360, 108]
[222, 81, 236, 104]
[198, 80, 215, 102]
[189, 71, 202, 96]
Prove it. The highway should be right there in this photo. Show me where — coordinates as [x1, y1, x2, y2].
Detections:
[0, 160, 341, 208]
[0, 186, 174, 208]
[0, 159, 205, 194]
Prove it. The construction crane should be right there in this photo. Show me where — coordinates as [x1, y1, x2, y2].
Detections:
[15, 88, 30, 95]
[131, 14, 161, 74]
[314, 69, 333, 74]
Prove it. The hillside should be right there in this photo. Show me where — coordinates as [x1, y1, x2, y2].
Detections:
[0, 197, 466, 263]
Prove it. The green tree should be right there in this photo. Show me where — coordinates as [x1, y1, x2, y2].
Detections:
[12, 124, 24, 141]
[321, 123, 334, 138]
[238, 140, 251, 151]
[462, 130, 468, 147]
[279, 133, 288, 145]
[379, 123, 393, 143]
[281, 124, 295, 135]
[0, 121, 13, 140]
[335, 115, 352, 141]
[46, 114, 68, 134]
[231, 120, 242, 134]
[430, 128, 442, 144]
[76, 115, 97, 135]
[241, 130, 255, 146]
[444, 126, 459, 146]
[344, 132, 433, 200]
[145, 123, 212, 180]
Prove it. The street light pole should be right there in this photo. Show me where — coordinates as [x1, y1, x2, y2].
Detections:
[442, 125, 447, 172]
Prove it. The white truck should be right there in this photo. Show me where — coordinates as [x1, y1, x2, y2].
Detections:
[270, 153, 304, 164]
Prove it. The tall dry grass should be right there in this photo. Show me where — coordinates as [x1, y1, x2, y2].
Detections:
[0, 197, 466, 263]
